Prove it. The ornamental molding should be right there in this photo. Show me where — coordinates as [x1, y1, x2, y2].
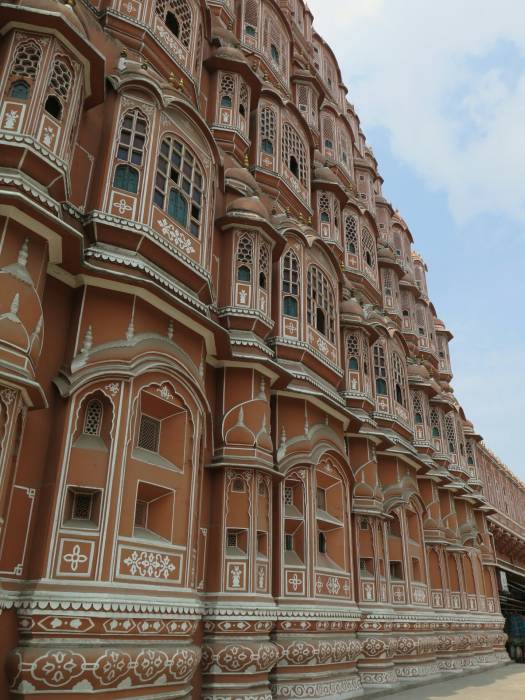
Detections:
[0, 173, 61, 213]
[0, 133, 68, 172]
[83, 244, 210, 314]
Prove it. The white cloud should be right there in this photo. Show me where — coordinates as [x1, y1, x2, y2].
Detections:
[308, 0, 525, 225]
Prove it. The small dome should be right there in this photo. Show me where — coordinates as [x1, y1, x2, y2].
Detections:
[225, 167, 260, 193]
[407, 363, 429, 380]
[341, 296, 364, 318]
[210, 45, 246, 63]
[227, 195, 269, 220]
[313, 165, 338, 184]
[211, 17, 240, 48]
[377, 244, 396, 262]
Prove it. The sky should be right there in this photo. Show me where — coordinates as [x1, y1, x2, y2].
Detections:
[307, 0, 525, 479]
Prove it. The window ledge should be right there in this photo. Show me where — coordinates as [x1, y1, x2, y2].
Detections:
[132, 527, 171, 544]
[73, 434, 108, 452]
[284, 551, 304, 566]
[62, 519, 99, 531]
[132, 447, 181, 472]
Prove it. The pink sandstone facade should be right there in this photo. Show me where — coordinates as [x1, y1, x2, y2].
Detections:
[0, 0, 523, 697]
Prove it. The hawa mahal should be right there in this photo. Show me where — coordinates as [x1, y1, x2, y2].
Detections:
[0, 0, 524, 698]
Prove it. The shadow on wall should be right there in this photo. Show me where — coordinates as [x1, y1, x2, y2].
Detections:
[382, 664, 525, 700]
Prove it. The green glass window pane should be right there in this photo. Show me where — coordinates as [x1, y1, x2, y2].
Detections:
[168, 189, 188, 226]
[113, 165, 138, 194]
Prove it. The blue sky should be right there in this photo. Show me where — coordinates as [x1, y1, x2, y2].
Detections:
[308, 0, 525, 478]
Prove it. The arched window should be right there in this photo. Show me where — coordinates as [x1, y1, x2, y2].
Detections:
[347, 334, 360, 370]
[45, 57, 73, 121]
[361, 227, 376, 270]
[322, 116, 335, 155]
[282, 122, 308, 187]
[154, 136, 204, 237]
[116, 109, 147, 167]
[466, 441, 475, 467]
[237, 234, 253, 282]
[219, 73, 234, 109]
[319, 192, 330, 225]
[239, 82, 249, 120]
[412, 391, 424, 425]
[244, 0, 259, 40]
[392, 352, 406, 407]
[430, 408, 441, 437]
[260, 106, 276, 157]
[263, 13, 287, 77]
[444, 413, 457, 454]
[282, 249, 299, 318]
[271, 44, 280, 64]
[44, 94, 62, 120]
[307, 266, 335, 343]
[9, 80, 30, 99]
[83, 399, 103, 436]
[345, 214, 358, 254]
[155, 0, 192, 48]
[10, 40, 41, 80]
[259, 243, 269, 289]
[373, 342, 388, 395]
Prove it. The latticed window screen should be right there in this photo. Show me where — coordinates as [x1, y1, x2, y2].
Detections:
[347, 333, 360, 370]
[416, 306, 426, 336]
[237, 234, 253, 264]
[83, 399, 103, 436]
[219, 73, 234, 107]
[263, 13, 287, 76]
[72, 492, 93, 520]
[412, 391, 424, 424]
[232, 477, 245, 492]
[361, 228, 376, 270]
[117, 110, 147, 166]
[137, 415, 160, 452]
[49, 57, 73, 100]
[282, 250, 299, 296]
[259, 243, 269, 288]
[282, 122, 308, 186]
[307, 266, 335, 342]
[373, 342, 388, 394]
[444, 413, 457, 454]
[154, 137, 203, 237]
[284, 485, 293, 506]
[10, 40, 41, 78]
[466, 441, 475, 466]
[382, 268, 393, 296]
[322, 116, 335, 149]
[319, 192, 330, 223]
[226, 531, 238, 548]
[392, 352, 406, 406]
[430, 408, 441, 437]
[155, 0, 192, 47]
[345, 214, 358, 254]
[239, 82, 249, 116]
[260, 106, 276, 155]
[244, 0, 259, 37]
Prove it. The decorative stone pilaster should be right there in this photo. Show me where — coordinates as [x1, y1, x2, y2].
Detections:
[356, 616, 398, 690]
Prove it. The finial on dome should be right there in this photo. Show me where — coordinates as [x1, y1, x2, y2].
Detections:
[126, 319, 134, 341]
[81, 325, 93, 354]
[18, 238, 29, 267]
[10, 293, 19, 315]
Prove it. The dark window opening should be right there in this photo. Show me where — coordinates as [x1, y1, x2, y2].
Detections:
[237, 265, 251, 282]
[245, 24, 256, 37]
[239, 103, 246, 118]
[167, 189, 188, 227]
[415, 412, 423, 424]
[395, 383, 403, 405]
[320, 212, 330, 223]
[432, 427, 440, 437]
[285, 534, 293, 551]
[271, 44, 279, 63]
[289, 155, 299, 178]
[365, 251, 372, 266]
[220, 95, 232, 108]
[44, 94, 62, 120]
[259, 271, 266, 289]
[325, 139, 333, 149]
[316, 307, 325, 335]
[165, 11, 180, 38]
[318, 531, 327, 554]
